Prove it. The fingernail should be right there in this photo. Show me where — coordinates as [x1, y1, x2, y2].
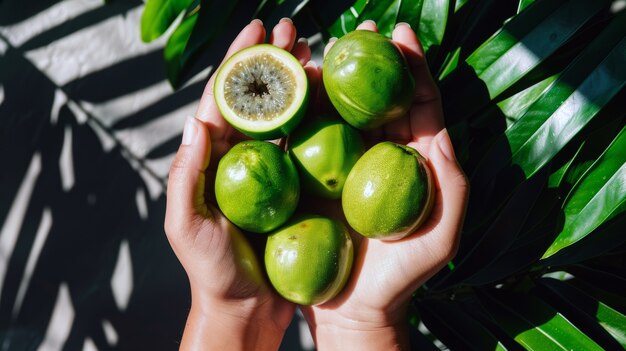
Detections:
[251, 19, 263, 26]
[361, 19, 376, 26]
[329, 37, 337, 43]
[279, 17, 293, 24]
[395, 22, 411, 29]
[297, 37, 308, 45]
[182, 117, 197, 146]
[437, 129, 455, 161]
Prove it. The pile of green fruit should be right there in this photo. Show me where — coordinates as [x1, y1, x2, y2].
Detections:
[212, 30, 434, 305]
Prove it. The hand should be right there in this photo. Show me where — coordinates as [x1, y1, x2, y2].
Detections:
[299, 21, 469, 350]
[164, 18, 312, 351]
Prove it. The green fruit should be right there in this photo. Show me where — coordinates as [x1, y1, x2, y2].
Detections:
[323, 30, 415, 130]
[342, 142, 434, 240]
[213, 44, 309, 140]
[215, 140, 299, 233]
[288, 116, 365, 199]
[265, 215, 353, 305]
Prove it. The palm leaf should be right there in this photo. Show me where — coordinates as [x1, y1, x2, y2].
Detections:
[129, 1, 626, 349]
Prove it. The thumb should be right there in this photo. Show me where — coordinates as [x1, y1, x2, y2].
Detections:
[165, 117, 212, 239]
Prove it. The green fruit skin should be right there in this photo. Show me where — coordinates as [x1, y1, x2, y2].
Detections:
[288, 116, 365, 199]
[323, 30, 415, 130]
[342, 142, 434, 240]
[215, 141, 300, 233]
[265, 215, 354, 305]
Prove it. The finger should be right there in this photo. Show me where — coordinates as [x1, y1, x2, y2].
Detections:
[413, 129, 468, 265]
[303, 61, 326, 116]
[165, 117, 213, 241]
[323, 37, 337, 57]
[291, 37, 311, 65]
[196, 19, 266, 135]
[356, 19, 378, 32]
[270, 17, 297, 52]
[383, 116, 412, 144]
[392, 23, 443, 147]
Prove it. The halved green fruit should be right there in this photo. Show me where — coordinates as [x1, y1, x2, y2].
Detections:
[287, 115, 365, 199]
[323, 30, 415, 130]
[215, 140, 299, 233]
[265, 215, 354, 305]
[214, 44, 309, 140]
[342, 142, 435, 240]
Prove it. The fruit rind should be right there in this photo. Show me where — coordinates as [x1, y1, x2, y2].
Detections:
[215, 140, 300, 233]
[342, 141, 435, 240]
[265, 215, 354, 305]
[214, 44, 309, 140]
[323, 31, 415, 130]
[288, 116, 365, 199]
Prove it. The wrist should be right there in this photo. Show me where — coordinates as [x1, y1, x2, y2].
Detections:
[310, 307, 410, 351]
[313, 320, 410, 351]
[180, 294, 287, 351]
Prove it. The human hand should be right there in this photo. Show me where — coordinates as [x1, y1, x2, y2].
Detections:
[299, 21, 469, 350]
[164, 18, 313, 351]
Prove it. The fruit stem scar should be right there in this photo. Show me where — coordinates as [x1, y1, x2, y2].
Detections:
[334, 49, 349, 66]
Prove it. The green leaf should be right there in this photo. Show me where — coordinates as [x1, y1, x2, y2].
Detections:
[558, 114, 625, 190]
[253, 0, 309, 23]
[164, 11, 198, 87]
[409, 0, 449, 55]
[496, 75, 558, 130]
[454, 0, 471, 12]
[328, 0, 449, 57]
[327, 0, 368, 37]
[517, 0, 536, 13]
[462, 227, 553, 286]
[179, 0, 239, 76]
[140, 0, 195, 42]
[418, 298, 509, 350]
[538, 278, 626, 348]
[466, 0, 609, 100]
[510, 41, 626, 179]
[542, 126, 626, 258]
[564, 264, 626, 312]
[547, 142, 584, 189]
[478, 289, 604, 351]
[442, 0, 611, 121]
[438, 46, 460, 80]
[472, 15, 626, 188]
[542, 213, 626, 266]
[430, 168, 547, 290]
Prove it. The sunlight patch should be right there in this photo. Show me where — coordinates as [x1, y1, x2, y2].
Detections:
[13, 208, 53, 318]
[135, 187, 148, 220]
[60, 125, 75, 191]
[22, 6, 164, 86]
[87, 118, 116, 152]
[50, 89, 68, 125]
[0, 153, 41, 301]
[82, 337, 97, 351]
[0, 0, 102, 47]
[102, 319, 118, 346]
[111, 240, 133, 311]
[296, 309, 314, 350]
[0, 37, 7, 55]
[38, 283, 74, 351]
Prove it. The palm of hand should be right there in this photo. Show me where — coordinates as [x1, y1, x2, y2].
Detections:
[165, 19, 314, 331]
[299, 22, 461, 331]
